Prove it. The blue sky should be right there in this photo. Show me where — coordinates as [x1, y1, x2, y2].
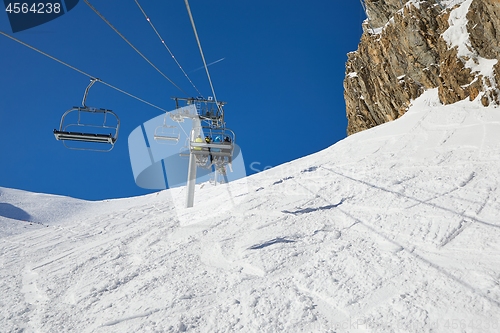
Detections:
[0, 1, 365, 200]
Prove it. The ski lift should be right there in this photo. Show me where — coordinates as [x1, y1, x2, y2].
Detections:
[189, 126, 235, 159]
[53, 79, 120, 152]
[154, 114, 180, 144]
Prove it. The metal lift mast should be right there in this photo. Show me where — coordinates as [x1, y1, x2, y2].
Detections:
[169, 97, 234, 208]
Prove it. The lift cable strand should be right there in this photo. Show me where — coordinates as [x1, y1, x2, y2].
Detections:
[134, 0, 203, 97]
[184, 0, 219, 108]
[0, 30, 168, 113]
[83, 0, 188, 96]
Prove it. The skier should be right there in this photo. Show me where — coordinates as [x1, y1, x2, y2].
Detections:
[205, 135, 213, 163]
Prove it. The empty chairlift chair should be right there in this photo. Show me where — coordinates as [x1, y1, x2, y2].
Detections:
[53, 78, 120, 152]
[53, 106, 120, 152]
[153, 114, 180, 144]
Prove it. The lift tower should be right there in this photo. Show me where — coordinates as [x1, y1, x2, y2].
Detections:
[169, 97, 235, 208]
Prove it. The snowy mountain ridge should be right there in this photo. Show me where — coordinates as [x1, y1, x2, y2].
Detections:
[1, 89, 500, 332]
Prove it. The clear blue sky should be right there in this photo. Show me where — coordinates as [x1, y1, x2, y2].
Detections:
[0, 1, 365, 200]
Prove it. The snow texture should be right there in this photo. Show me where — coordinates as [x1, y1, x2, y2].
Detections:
[1, 89, 500, 332]
[442, 0, 498, 80]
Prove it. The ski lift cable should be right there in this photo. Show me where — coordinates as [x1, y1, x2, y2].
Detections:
[0, 30, 169, 113]
[184, 0, 219, 107]
[134, 0, 203, 98]
[83, 0, 188, 96]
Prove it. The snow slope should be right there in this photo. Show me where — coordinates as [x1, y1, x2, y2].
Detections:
[1, 89, 500, 332]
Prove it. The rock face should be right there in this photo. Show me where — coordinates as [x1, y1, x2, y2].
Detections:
[344, 0, 500, 135]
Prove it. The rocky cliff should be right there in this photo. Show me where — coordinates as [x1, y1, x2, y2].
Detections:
[344, 0, 500, 135]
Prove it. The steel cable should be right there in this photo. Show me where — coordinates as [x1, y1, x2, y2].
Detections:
[134, 0, 203, 97]
[0, 30, 169, 112]
[83, 0, 188, 96]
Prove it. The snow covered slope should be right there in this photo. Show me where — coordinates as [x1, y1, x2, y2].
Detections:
[1, 89, 500, 332]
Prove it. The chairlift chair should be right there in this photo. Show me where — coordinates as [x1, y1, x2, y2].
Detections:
[189, 127, 235, 158]
[53, 106, 120, 152]
[53, 78, 120, 152]
[154, 120, 180, 144]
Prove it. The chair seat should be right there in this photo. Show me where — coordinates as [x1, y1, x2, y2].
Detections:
[53, 130, 115, 144]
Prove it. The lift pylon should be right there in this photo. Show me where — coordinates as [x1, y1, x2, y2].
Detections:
[170, 97, 236, 207]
